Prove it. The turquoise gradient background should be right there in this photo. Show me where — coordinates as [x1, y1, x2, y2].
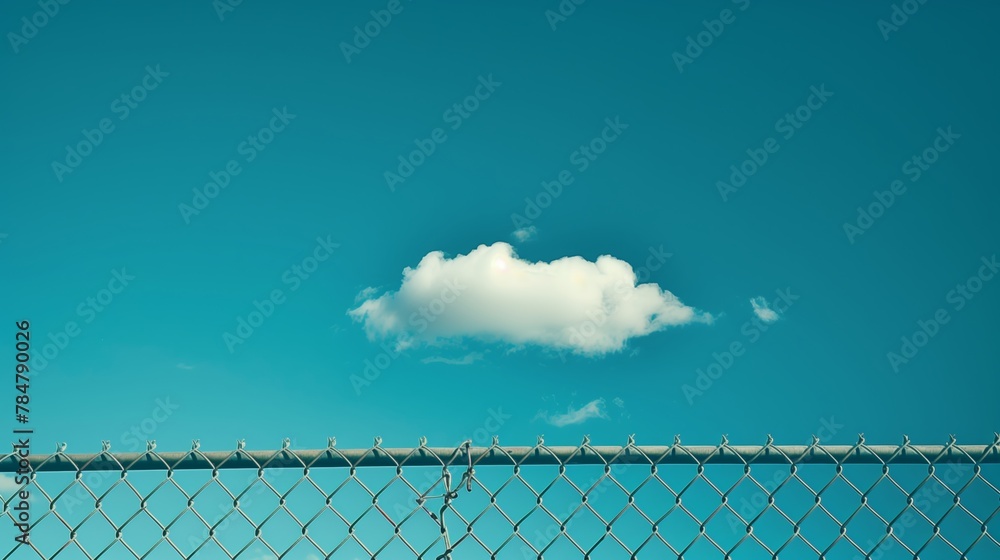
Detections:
[1, 1, 998, 557]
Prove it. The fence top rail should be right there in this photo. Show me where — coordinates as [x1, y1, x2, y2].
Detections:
[3, 435, 1000, 472]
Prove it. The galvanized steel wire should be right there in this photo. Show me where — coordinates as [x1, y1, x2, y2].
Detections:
[1, 434, 998, 559]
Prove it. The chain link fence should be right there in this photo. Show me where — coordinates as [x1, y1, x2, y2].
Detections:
[2, 435, 999, 559]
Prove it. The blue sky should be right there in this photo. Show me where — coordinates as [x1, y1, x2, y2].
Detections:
[2, 1, 999, 556]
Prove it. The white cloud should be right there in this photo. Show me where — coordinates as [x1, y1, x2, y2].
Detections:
[750, 296, 779, 323]
[421, 352, 483, 366]
[538, 399, 609, 427]
[354, 286, 379, 303]
[0, 474, 22, 495]
[512, 226, 537, 242]
[0, 474, 33, 502]
[348, 242, 709, 355]
[612, 397, 625, 408]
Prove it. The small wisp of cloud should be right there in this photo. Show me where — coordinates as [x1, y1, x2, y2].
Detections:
[0, 474, 24, 497]
[536, 398, 609, 427]
[512, 225, 537, 242]
[750, 296, 780, 323]
[611, 396, 631, 420]
[354, 286, 379, 303]
[0, 474, 38, 504]
[421, 352, 483, 366]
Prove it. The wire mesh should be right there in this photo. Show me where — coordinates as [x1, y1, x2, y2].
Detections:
[2, 434, 999, 559]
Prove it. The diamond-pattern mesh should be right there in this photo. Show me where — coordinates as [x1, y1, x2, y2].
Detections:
[2, 435, 998, 559]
